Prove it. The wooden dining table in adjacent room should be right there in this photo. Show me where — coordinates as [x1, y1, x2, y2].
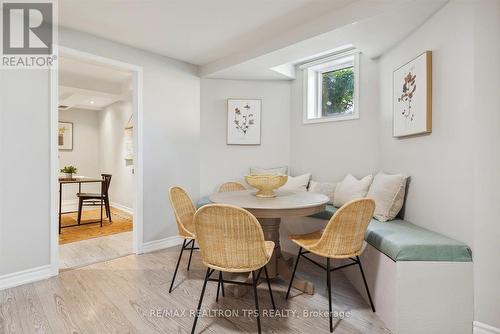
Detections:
[58, 177, 104, 234]
[209, 189, 329, 295]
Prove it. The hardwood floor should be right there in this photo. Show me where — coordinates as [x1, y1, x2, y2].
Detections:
[59, 231, 133, 270]
[59, 207, 133, 245]
[1, 246, 391, 334]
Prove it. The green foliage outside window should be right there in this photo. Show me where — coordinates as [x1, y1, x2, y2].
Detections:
[321, 67, 354, 116]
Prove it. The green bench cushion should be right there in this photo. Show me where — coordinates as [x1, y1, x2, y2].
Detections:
[196, 196, 212, 208]
[309, 205, 472, 262]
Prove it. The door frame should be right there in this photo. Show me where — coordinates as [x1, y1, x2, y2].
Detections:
[50, 46, 144, 273]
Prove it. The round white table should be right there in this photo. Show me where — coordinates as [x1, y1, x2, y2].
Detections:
[209, 189, 329, 294]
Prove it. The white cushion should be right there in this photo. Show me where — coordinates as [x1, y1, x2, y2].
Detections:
[249, 166, 288, 175]
[280, 173, 311, 192]
[333, 174, 373, 207]
[367, 172, 408, 222]
[308, 180, 336, 204]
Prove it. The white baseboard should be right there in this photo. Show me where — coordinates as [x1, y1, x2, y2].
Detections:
[142, 235, 183, 253]
[110, 202, 133, 215]
[474, 321, 500, 334]
[0, 265, 56, 291]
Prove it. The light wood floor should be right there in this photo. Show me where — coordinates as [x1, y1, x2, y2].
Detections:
[59, 231, 133, 270]
[59, 208, 133, 245]
[1, 246, 391, 334]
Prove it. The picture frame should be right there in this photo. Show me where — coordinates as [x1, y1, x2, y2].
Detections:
[58, 121, 73, 150]
[393, 51, 432, 138]
[227, 98, 262, 145]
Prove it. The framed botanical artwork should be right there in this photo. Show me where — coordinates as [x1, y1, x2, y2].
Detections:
[227, 98, 261, 145]
[58, 122, 73, 150]
[393, 51, 432, 137]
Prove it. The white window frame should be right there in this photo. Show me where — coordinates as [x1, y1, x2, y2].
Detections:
[301, 50, 360, 124]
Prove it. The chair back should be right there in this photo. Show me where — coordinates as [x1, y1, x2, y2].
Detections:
[310, 198, 375, 258]
[218, 182, 246, 193]
[101, 174, 112, 196]
[169, 186, 196, 238]
[194, 204, 269, 272]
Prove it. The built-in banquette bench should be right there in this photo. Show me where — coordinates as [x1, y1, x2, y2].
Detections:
[198, 196, 473, 334]
[310, 205, 473, 334]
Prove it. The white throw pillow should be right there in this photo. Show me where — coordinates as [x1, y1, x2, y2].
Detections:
[333, 174, 373, 207]
[367, 172, 408, 222]
[280, 173, 311, 192]
[308, 180, 337, 204]
[250, 166, 288, 175]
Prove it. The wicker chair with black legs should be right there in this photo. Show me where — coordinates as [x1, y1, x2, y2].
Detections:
[286, 198, 376, 333]
[168, 186, 199, 293]
[217, 181, 245, 192]
[191, 204, 276, 334]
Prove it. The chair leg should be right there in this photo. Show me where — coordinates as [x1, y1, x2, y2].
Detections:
[191, 268, 211, 334]
[357, 256, 376, 312]
[216, 271, 223, 302]
[327, 258, 333, 333]
[286, 247, 302, 299]
[169, 239, 187, 293]
[263, 265, 276, 310]
[251, 270, 262, 334]
[77, 198, 83, 225]
[187, 239, 195, 271]
[105, 198, 112, 222]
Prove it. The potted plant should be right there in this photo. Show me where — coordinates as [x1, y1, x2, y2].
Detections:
[60, 166, 78, 179]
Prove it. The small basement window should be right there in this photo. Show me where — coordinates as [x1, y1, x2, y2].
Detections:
[301, 50, 359, 123]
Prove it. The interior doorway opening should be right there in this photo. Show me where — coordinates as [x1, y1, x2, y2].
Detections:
[51, 48, 143, 271]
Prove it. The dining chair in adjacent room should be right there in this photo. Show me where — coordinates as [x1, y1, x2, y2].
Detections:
[77, 174, 113, 226]
[217, 181, 246, 192]
[168, 186, 198, 293]
[191, 204, 276, 334]
[286, 198, 376, 333]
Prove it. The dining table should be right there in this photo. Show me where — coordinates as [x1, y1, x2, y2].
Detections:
[58, 177, 105, 234]
[209, 189, 329, 295]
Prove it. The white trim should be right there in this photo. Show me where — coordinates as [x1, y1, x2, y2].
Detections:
[474, 322, 500, 334]
[298, 47, 358, 69]
[50, 46, 145, 276]
[142, 236, 183, 253]
[110, 202, 134, 215]
[0, 265, 55, 291]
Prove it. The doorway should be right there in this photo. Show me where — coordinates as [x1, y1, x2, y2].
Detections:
[50, 47, 143, 271]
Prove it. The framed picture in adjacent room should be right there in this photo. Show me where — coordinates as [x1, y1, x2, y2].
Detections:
[393, 51, 432, 137]
[58, 122, 73, 150]
[227, 98, 261, 145]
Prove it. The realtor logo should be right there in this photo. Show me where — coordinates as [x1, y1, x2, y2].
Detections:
[1, 1, 57, 69]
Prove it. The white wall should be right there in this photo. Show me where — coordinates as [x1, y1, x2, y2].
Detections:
[99, 101, 134, 210]
[200, 79, 291, 196]
[59, 28, 200, 244]
[59, 108, 101, 202]
[0, 70, 52, 275]
[378, 1, 475, 247]
[472, 0, 500, 330]
[290, 54, 380, 182]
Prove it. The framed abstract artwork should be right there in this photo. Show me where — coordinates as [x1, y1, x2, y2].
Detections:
[393, 51, 432, 137]
[227, 98, 261, 145]
[58, 122, 73, 150]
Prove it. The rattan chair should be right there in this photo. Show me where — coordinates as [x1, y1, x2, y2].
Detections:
[191, 204, 276, 334]
[217, 181, 246, 192]
[168, 186, 198, 293]
[286, 198, 376, 333]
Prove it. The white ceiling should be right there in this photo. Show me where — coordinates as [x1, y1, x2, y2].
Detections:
[59, 0, 355, 65]
[59, 56, 132, 111]
[59, 0, 448, 80]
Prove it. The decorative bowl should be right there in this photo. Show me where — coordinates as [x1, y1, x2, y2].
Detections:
[245, 174, 288, 198]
